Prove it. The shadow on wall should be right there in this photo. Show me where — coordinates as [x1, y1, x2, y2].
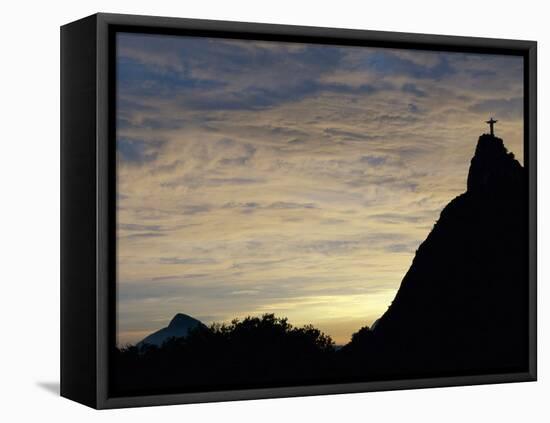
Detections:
[36, 381, 60, 396]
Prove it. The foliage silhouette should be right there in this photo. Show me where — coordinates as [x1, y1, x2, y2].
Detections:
[114, 314, 337, 395]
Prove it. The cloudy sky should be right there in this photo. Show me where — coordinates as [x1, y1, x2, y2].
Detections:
[116, 32, 524, 346]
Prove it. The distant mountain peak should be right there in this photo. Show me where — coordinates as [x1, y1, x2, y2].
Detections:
[169, 313, 197, 328]
[138, 313, 205, 347]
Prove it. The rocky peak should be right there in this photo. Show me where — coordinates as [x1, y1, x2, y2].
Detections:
[467, 134, 524, 196]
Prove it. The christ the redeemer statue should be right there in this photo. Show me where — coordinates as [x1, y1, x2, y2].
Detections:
[486, 117, 498, 136]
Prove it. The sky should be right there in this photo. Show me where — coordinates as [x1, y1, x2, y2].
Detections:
[116, 32, 524, 346]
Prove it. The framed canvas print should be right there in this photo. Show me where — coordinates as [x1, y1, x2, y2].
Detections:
[60, 13, 537, 409]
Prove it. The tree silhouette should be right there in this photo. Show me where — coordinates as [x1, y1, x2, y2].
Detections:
[113, 314, 337, 396]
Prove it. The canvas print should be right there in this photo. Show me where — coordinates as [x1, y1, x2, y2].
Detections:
[113, 32, 528, 396]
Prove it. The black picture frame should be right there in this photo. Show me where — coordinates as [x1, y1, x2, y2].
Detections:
[61, 12, 537, 409]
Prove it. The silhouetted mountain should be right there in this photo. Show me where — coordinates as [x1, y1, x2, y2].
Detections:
[344, 133, 528, 377]
[137, 313, 206, 347]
